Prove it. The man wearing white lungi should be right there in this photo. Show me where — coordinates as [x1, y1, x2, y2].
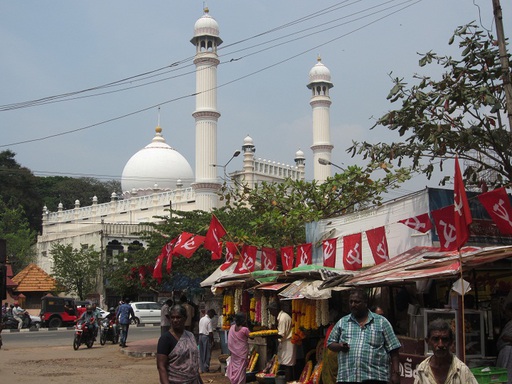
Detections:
[268, 301, 296, 382]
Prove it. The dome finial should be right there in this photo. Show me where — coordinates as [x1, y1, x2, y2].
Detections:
[317, 54, 322, 62]
[155, 106, 162, 134]
[203, 1, 209, 14]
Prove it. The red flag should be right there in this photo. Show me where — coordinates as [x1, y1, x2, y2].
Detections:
[366, 227, 389, 265]
[431, 205, 458, 251]
[138, 265, 146, 287]
[454, 157, 472, 249]
[343, 233, 362, 271]
[172, 232, 194, 255]
[204, 215, 227, 254]
[280, 246, 294, 271]
[234, 245, 257, 273]
[478, 187, 512, 235]
[153, 244, 168, 282]
[165, 238, 178, 273]
[399, 213, 432, 233]
[322, 238, 337, 268]
[261, 247, 277, 270]
[173, 235, 205, 258]
[221, 242, 237, 271]
[211, 242, 223, 260]
[295, 243, 312, 267]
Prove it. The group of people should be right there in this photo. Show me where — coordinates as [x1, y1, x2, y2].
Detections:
[155, 288, 507, 384]
[2, 301, 27, 330]
[77, 298, 135, 348]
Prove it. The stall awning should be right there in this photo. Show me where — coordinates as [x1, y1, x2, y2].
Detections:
[278, 279, 334, 300]
[346, 245, 512, 287]
[252, 282, 290, 291]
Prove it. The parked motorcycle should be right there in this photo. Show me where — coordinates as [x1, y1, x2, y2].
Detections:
[2, 312, 40, 330]
[99, 317, 119, 345]
[73, 318, 95, 350]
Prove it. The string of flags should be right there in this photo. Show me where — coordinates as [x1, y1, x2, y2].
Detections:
[144, 157, 512, 283]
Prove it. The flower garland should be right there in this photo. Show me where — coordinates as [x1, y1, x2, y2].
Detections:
[249, 297, 257, 322]
[234, 287, 242, 314]
[261, 295, 268, 328]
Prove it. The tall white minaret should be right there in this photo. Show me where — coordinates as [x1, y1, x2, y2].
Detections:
[308, 56, 334, 183]
[190, 7, 223, 211]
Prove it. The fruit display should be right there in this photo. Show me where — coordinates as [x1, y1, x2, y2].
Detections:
[249, 329, 278, 337]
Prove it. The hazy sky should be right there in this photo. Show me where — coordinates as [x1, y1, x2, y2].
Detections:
[1, 1, 510, 204]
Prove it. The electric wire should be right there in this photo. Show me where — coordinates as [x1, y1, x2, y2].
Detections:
[1, 0, 420, 151]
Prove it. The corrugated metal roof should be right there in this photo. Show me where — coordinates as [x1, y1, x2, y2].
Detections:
[346, 245, 512, 287]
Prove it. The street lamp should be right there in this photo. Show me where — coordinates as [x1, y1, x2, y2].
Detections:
[212, 150, 241, 179]
[318, 157, 345, 171]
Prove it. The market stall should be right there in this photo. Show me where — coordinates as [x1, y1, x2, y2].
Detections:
[340, 245, 512, 383]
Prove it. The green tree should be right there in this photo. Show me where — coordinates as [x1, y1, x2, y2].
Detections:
[0, 199, 37, 274]
[348, 23, 512, 187]
[50, 243, 101, 300]
[222, 163, 410, 248]
[0, 150, 42, 231]
[36, 176, 121, 211]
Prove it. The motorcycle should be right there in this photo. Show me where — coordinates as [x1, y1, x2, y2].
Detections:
[99, 317, 119, 345]
[73, 318, 95, 350]
[2, 312, 39, 330]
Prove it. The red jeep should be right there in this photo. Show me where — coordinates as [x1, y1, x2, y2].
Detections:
[40, 296, 78, 328]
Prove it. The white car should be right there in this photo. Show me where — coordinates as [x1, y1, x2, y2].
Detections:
[129, 302, 161, 325]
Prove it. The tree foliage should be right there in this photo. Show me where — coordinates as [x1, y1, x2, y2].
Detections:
[221, 163, 411, 249]
[348, 23, 512, 187]
[50, 243, 101, 300]
[0, 150, 42, 231]
[0, 199, 37, 274]
[36, 176, 121, 212]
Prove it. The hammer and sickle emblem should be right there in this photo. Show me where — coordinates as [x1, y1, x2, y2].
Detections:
[324, 242, 334, 261]
[440, 220, 457, 248]
[405, 217, 426, 231]
[346, 243, 361, 265]
[263, 256, 274, 270]
[244, 252, 254, 270]
[182, 238, 196, 250]
[375, 238, 388, 261]
[493, 199, 512, 227]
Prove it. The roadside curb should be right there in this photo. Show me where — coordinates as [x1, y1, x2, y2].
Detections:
[4, 323, 159, 333]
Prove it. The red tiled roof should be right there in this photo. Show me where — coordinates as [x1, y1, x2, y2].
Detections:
[12, 264, 58, 292]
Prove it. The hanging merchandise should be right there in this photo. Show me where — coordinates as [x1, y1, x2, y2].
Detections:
[250, 297, 257, 323]
[222, 290, 235, 329]
[234, 287, 242, 314]
[320, 299, 329, 326]
[261, 295, 268, 328]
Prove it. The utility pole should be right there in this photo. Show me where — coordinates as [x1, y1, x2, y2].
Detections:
[492, 0, 512, 132]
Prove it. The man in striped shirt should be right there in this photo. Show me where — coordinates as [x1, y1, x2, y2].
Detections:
[327, 288, 401, 384]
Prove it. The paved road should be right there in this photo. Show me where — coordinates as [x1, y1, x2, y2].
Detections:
[2, 325, 161, 348]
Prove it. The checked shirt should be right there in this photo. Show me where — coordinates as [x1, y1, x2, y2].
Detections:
[327, 311, 401, 383]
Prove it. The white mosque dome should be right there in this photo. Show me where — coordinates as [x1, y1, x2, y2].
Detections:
[295, 149, 305, 159]
[308, 57, 333, 87]
[191, 7, 222, 43]
[121, 125, 193, 193]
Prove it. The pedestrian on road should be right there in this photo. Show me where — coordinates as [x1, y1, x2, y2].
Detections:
[415, 318, 478, 383]
[160, 299, 173, 336]
[198, 308, 216, 373]
[116, 298, 135, 348]
[327, 288, 401, 384]
[180, 295, 195, 332]
[268, 301, 296, 382]
[157, 304, 203, 384]
[227, 312, 250, 384]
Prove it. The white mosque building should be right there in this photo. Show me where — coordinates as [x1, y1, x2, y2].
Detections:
[35, 8, 334, 300]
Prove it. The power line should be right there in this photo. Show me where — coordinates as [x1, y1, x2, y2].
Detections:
[0, 0, 420, 149]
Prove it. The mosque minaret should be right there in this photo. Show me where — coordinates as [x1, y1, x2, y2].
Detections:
[190, 7, 223, 211]
[308, 56, 334, 183]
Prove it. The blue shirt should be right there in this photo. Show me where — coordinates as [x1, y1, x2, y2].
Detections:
[327, 311, 401, 382]
[116, 303, 134, 325]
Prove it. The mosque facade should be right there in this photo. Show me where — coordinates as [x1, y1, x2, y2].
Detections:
[35, 8, 334, 301]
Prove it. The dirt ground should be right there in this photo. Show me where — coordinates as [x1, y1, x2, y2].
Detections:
[0, 343, 231, 384]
